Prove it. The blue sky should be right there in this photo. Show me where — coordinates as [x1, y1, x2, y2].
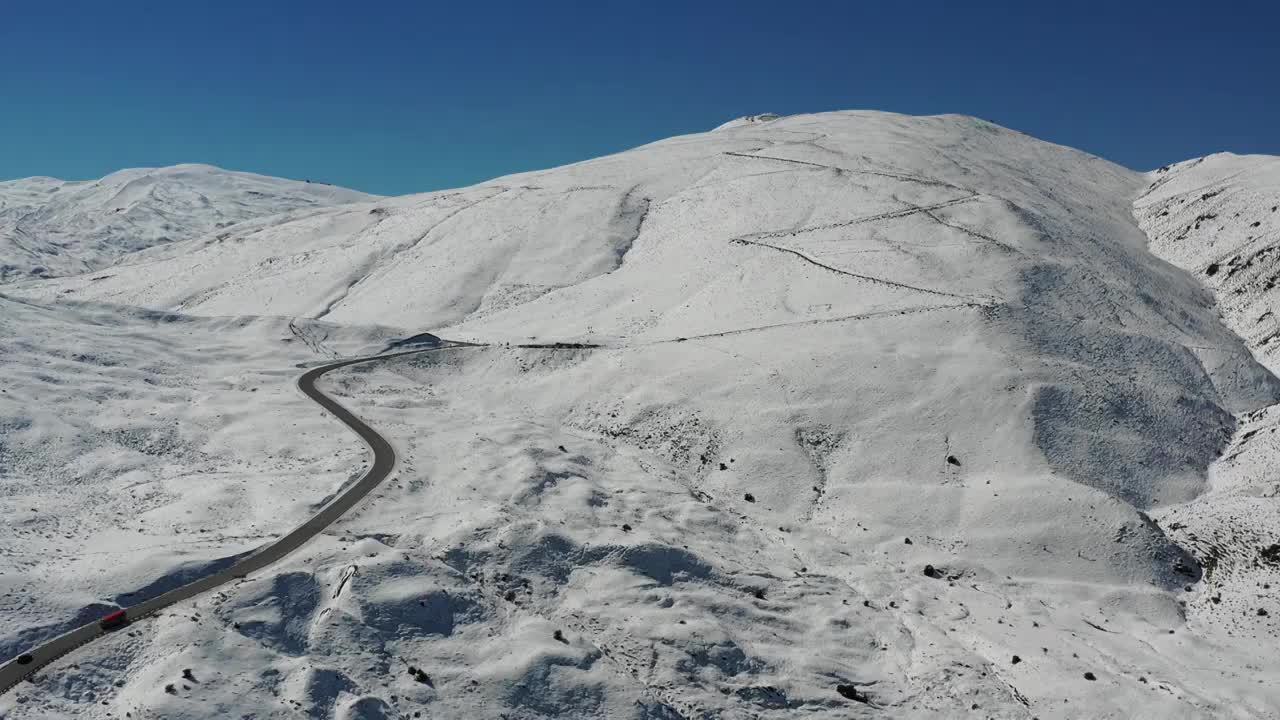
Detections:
[2, 0, 1276, 195]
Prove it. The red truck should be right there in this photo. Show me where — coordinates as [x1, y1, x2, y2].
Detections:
[98, 610, 128, 631]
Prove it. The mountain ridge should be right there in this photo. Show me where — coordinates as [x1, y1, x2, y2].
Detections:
[0, 163, 376, 282]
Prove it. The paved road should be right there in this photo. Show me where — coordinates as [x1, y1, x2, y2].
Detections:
[0, 345, 451, 696]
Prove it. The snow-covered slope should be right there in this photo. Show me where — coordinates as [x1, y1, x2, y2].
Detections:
[0, 294, 407, 658]
[1132, 153, 1280, 695]
[1136, 153, 1280, 372]
[5, 112, 1280, 718]
[17, 112, 1279, 509]
[0, 164, 375, 282]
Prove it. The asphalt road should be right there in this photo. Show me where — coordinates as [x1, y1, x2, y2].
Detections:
[0, 344, 450, 697]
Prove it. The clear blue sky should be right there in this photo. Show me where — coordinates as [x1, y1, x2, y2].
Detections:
[2, 0, 1276, 196]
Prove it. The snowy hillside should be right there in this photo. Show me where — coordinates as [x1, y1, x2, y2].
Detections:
[5, 111, 1280, 718]
[1133, 154, 1280, 698]
[0, 294, 406, 660]
[1135, 153, 1280, 372]
[0, 164, 375, 282]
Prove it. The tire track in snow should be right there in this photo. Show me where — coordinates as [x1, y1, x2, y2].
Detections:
[723, 151, 969, 191]
[736, 194, 981, 242]
[651, 302, 988, 344]
[730, 235, 994, 303]
[916, 203, 1019, 254]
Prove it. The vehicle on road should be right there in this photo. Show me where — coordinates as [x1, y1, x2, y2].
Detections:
[0, 345, 454, 698]
[98, 610, 128, 631]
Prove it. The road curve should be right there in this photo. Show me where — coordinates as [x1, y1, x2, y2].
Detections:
[0, 344, 453, 696]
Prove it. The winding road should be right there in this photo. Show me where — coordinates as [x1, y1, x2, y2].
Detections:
[0, 344, 452, 696]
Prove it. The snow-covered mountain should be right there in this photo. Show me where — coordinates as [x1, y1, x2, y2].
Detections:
[0, 164, 375, 282]
[4, 111, 1280, 719]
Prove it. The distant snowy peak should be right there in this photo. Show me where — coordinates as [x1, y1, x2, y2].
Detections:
[0, 164, 377, 282]
[713, 113, 782, 130]
[1135, 151, 1280, 370]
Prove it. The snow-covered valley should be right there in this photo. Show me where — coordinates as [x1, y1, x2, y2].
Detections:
[2, 111, 1280, 718]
